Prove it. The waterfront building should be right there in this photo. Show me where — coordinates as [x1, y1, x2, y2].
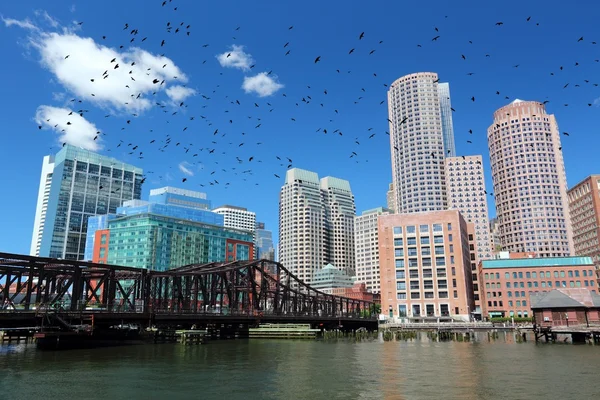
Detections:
[255, 222, 275, 260]
[487, 100, 574, 257]
[531, 288, 600, 327]
[88, 187, 253, 270]
[388, 72, 451, 214]
[568, 175, 600, 267]
[35, 144, 143, 260]
[213, 205, 256, 236]
[378, 210, 475, 322]
[278, 168, 355, 284]
[479, 256, 597, 319]
[329, 282, 376, 302]
[354, 207, 391, 294]
[445, 155, 492, 262]
[30, 155, 55, 256]
[310, 263, 355, 294]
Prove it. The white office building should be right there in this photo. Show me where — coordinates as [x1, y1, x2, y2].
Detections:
[354, 207, 390, 294]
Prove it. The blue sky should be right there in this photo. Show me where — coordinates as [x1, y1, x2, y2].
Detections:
[1, 0, 600, 255]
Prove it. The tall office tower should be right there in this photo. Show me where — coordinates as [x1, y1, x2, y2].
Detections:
[213, 205, 257, 236]
[488, 100, 574, 257]
[568, 175, 600, 267]
[388, 72, 449, 213]
[36, 144, 143, 260]
[438, 83, 456, 158]
[30, 155, 55, 256]
[321, 177, 356, 276]
[386, 183, 396, 213]
[279, 169, 326, 284]
[445, 155, 493, 261]
[354, 207, 390, 294]
[255, 221, 275, 260]
[279, 168, 355, 284]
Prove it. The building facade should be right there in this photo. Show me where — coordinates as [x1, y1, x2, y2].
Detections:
[479, 256, 597, 319]
[36, 145, 143, 260]
[310, 263, 355, 294]
[487, 100, 574, 257]
[255, 221, 275, 260]
[213, 205, 256, 236]
[386, 183, 396, 213]
[387, 72, 450, 214]
[321, 177, 356, 276]
[30, 155, 55, 256]
[378, 210, 475, 321]
[278, 168, 355, 285]
[445, 155, 493, 261]
[354, 207, 390, 294]
[149, 186, 211, 210]
[568, 175, 600, 267]
[489, 218, 502, 255]
[438, 82, 456, 158]
[531, 288, 600, 327]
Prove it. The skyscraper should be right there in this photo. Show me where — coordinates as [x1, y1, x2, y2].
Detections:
[213, 205, 256, 236]
[388, 72, 449, 213]
[487, 100, 573, 257]
[36, 145, 143, 260]
[445, 155, 493, 261]
[354, 207, 390, 294]
[438, 83, 456, 158]
[321, 177, 356, 276]
[386, 183, 396, 213]
[30, 155, 55, 256]
[279, 168, 355, 284]
[255, 221, 275, 260]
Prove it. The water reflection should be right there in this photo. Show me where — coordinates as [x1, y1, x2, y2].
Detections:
[0, 337, 599, 400]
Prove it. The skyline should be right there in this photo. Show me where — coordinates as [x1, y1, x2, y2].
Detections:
[2, 1, 600, 255]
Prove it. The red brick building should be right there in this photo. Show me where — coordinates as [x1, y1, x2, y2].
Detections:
[479, 256, 598, 319]
[531, 288, 600, 327]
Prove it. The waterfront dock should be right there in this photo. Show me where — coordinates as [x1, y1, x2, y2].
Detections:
[249, 324, 321, 339]
[534, 324, 600, 344]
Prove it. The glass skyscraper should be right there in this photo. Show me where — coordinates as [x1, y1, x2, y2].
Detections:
[36, 145, 143, 260]
[255, 221, 274, 260]
[438, 82, 456, 158]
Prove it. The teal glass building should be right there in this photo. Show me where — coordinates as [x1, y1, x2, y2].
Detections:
[37, 145, 143, 260]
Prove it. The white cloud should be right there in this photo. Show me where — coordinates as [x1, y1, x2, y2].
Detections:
[242, 72, 284, 97]
[166, 85, 196, 102]
[216, 45, 253, 70]
[6, 13, 192, 113]
[34, 10, 59, 28]
[35, 105, 102, 151]
[178, 162, 194, 176]
[1, 16, 38, 31]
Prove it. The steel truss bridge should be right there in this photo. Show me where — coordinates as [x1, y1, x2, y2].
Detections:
[0, 253, 377, 330]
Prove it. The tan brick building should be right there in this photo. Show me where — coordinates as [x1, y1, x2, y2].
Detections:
[378, 210, 475, 321]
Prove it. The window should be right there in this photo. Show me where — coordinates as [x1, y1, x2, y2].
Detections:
[513, 272, 517, 279]
[100, 234, 107, 245]
[516, 301, 521, 307]
[447, 223, 452, 231]
[560, 271, 566, 278]
[541, 281, 546, 288]
[420, 236, 430, 245]
[505, 272, 510, 279]
[410, 292, 420, 300]
[396, 282, 406, 291]
[433, 223, 443, 232]
[422, 247, 431, 256]
[521, 291, 526, 297]
[423, 269, 433, 278]
[545, 272, 551, 278]
[575, 270, 580, 277]
[508, 301, 513, 307]
[454, 290, 458, 299]
[435, 257, 445, 266]
[395, 249, 405, 257]
[436, 268, 446, 277]
[407, 237, 417, 246]
[397, 293, 407, 300]
[451, 267, 456, 276]
[406, 225, 416, 234]
[568, 271, 573, 278]
[532, 272, 537, 278]
[507, 291, 512, 297]
[422, 257, 432, 267]
[435, 246, 444, 255]
[534, 282, 538, 288]
[434, 235, 443, 244]
[408, 248, 418, 256]
[409, 270, 419, 279]
[449, 244, 454, 253]
[99, 248, 106, 258]
[506, 282, 511, 288]
[518, 272, 523, 279]
[395, 259, 405, 268]
[554, 271, 559, 278]
[396, 270, 405, 279]
[393, 227, 402, 235]
[526, 272, 531, 278]
[448, 234, 453, 242]
[408, 259, 419, 268]
[452, 278, 457, 288]
[438, 279, 448, 289]
[394, 238, 403, 246]
[419, 224, 429, 233]
[424, 280, 434, 290]
[439, 291, 448, 299]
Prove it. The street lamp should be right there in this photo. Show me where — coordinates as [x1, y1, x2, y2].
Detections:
[565, 313, 569, 327]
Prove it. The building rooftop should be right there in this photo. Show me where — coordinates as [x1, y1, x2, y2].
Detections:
[285, 168, 320, 185]
[530, 289, 600, 309]
[213, 205, 249, 211]
[482, 256, 594, 269]
[149, 186, 207, 199]
[360, 207, 390, 216]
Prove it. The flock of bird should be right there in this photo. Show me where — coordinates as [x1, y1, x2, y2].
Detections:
[29, 0, 598, 194]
